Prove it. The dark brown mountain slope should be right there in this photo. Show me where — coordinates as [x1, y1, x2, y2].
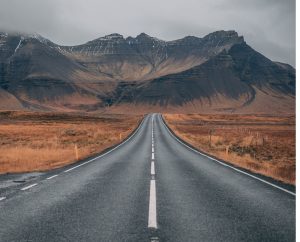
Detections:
[0, 33, 115, 110]
[0, 31, 295, 113]
[61, 31, 244, 81]
[108, 42, 295, 113]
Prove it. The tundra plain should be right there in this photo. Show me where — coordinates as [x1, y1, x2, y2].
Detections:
[164, 113, 295, 185]
[0, 111, 141, 174]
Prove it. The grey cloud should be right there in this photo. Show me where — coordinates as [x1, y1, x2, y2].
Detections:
[0, 0, 295, 66]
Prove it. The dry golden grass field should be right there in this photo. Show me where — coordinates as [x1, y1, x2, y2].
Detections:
[164, 114, 295, 185]
[0, 111, 141, 174]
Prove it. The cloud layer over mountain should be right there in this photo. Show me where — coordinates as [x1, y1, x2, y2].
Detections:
[0, 0, 295, 66]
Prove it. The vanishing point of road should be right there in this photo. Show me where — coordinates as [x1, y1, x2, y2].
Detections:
[0, 114, 295, 241]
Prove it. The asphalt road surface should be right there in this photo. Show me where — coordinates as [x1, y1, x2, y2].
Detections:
[0, 114, 295, 241]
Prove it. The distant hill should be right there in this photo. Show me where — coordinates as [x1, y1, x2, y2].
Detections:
[0, 30, 295, 113]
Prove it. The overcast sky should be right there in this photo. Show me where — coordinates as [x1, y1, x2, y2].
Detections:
[0, 0, 295, 66]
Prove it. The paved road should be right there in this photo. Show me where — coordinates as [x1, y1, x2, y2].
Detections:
[0, 114, 295, 241]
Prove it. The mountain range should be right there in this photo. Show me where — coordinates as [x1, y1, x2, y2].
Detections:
[0, 30, 295, 113]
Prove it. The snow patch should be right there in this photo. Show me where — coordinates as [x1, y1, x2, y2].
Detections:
[0, 32, 8, 38]
[14, 37, 24, 53]
[28, 33, 49, 44]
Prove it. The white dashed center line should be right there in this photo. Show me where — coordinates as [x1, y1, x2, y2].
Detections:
[151, 161, 155, 175]
[0, 197, 6, 201]
[148, 179, 157, 229]
[21, 183, 38, 191]
[148, 114, 158, 229]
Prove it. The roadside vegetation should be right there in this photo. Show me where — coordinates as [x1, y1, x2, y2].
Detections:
[164, 113, 295, 185]
[0, 111, 141, 174]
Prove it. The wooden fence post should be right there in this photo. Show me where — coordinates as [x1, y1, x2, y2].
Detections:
[75, 144, 79, 160]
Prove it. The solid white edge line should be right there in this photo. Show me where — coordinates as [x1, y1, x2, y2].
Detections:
[160, 114, 296, 196]
[151, 161, 155, 175]
[0, 197, 6, 201]
[46, 174, 58, 180]
[21, 183, 38, 191]
[63, 114, 147, 173]
[148, 179, 157, 228]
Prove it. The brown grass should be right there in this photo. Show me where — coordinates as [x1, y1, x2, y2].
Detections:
[0, 111, 141, 173]
[164, 113, 295, 185]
